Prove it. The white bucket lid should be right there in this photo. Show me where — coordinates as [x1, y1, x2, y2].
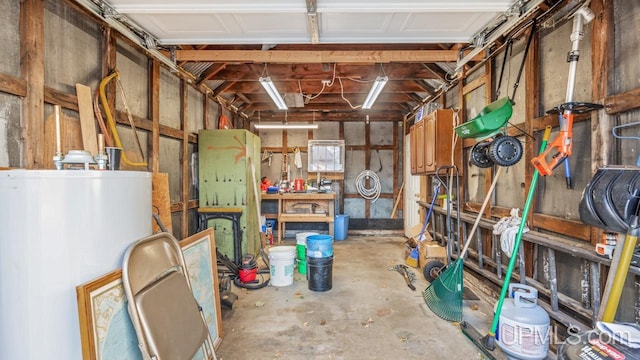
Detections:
[269, 246, 296, 259]
[296, 232, 318, 245]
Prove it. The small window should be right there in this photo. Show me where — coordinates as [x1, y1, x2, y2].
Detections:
[307, 140, 345, 173]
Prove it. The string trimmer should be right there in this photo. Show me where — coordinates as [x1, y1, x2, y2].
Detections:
[530, 7, 602, 175]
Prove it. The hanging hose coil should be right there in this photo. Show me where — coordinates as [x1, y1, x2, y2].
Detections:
[355, 170, 381, 203]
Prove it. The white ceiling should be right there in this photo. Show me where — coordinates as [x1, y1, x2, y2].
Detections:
[107, 0, 514, 45]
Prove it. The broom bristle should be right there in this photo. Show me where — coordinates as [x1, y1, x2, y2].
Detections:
[423, 259, 464, 322]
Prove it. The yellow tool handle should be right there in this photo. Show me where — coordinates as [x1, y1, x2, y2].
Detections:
[601, 231, 638, 322]
[99, 69, 147, 167]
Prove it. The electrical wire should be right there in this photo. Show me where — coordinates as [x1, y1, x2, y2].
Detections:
[299, 79, 325, 100]
[327, 63, 337, 86]
[355, 169, 381, 203]
[299, 64, 372, 105]
[338, 77, 362, 109]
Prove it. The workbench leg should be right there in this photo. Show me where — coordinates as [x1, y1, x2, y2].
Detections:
[281, 222, 286, 243]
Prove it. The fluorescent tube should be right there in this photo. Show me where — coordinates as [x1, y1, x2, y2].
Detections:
[362, 76, 388, 110]
[259, 77, 288, 110]
[254, 123, 318, 130]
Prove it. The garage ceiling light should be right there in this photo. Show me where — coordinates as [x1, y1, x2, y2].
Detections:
[254, 123, 318, 130]
[259, 77, 288, 110]
[362, 76, 388, 110]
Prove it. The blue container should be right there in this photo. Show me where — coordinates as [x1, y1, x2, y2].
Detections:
[266, 219, 276, 230]
[306, 234, 333, 258]
[334, 214, 349, 241]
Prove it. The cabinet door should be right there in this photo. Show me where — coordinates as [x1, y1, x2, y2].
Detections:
[424, 113, 436, 172]
[415, 121, 425, 173]
[433, 110, 455, 173]
[410, 125, 417, 174]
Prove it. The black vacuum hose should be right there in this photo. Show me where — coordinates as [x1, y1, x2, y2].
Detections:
[217, 249, 270, 290]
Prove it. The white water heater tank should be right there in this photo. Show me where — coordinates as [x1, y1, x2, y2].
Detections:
[0, 170, 152, 360]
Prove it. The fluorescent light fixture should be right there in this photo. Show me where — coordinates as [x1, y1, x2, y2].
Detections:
[362, 76, 388, 110]
[259, 77, 288, 110]
[254, 123, 318, 130]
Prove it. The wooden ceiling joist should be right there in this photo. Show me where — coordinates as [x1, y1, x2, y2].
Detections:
[174, 49, 484, 64]
[224, 80, 428, 95]
[196, 63, 227, 86]
[212, 80, 237, 97]
[246, 102, 405, 112]
[253, 111, 400, 122]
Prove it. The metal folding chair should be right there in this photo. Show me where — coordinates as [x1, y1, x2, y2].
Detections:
[122, 233, 216, 360]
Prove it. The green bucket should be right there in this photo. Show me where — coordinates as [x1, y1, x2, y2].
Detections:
[298, 258, 307, 274]
[295, 232, 317, 261]
[296, 243, 306, 261]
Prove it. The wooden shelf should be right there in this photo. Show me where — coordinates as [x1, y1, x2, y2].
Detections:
[280, 215, 334, 222]
[261, 192, 335, 242]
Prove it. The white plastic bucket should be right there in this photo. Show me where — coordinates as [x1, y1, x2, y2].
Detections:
[295, 232, 318, 261]
[269, 246, 296, 286]
[296, 232, 318, 246]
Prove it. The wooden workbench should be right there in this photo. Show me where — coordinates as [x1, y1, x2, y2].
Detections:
[261, 192, 335, 243]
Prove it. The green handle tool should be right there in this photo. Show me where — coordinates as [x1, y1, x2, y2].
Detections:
[482, 125, 552, 350]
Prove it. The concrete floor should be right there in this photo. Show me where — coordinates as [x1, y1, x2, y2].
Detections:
[215, 235, 499, 360]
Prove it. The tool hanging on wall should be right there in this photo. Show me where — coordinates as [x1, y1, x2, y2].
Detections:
[261, 149, 273, 166]
[93, 89, 113, 147]
[218, 114, 233, 129]
[389, 181, 404, 219]
[99, 69, 147, 167]
[612, 121, 640, 166]
[456, 23, 535, 169]
[281, 153, 289, 181]
[579, 167, 640, 320]
[293, 146, 303, 178]
[531, 7, 602, 177]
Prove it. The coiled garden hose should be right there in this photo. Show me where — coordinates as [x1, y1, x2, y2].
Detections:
[355, 170, 381, 203]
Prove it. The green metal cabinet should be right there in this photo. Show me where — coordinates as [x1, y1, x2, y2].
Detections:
[198, 129, 261, 259]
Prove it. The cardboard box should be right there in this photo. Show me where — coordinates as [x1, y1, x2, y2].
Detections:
[406, 224, 433, 242]
[418, 241, 447, 270]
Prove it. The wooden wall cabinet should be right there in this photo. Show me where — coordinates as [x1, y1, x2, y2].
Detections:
[410, 109, 460, 175]
[410, 120, 425, 174]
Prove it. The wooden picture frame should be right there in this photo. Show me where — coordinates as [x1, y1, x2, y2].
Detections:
[76, 269, 142, 360]
[179, 228, 223, 349]
[76, 229, 222, 359]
